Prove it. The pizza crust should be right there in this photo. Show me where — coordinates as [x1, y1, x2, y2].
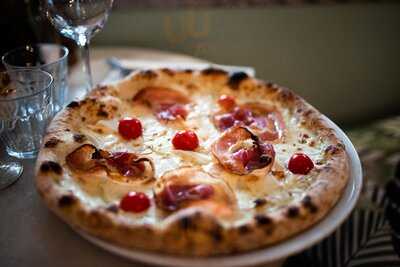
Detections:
[35, 68, 349, 256]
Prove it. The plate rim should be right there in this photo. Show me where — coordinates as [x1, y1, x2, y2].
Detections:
[77, 115, 363, 267]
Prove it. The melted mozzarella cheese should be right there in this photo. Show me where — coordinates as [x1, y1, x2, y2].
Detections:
[68, 86, 326, 222]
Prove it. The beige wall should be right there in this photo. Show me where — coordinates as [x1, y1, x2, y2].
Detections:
[93, 3, 400, 125]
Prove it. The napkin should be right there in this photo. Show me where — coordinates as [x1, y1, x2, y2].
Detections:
[102, 58, 255, 83]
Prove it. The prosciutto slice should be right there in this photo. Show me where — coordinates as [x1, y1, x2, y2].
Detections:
[211, 126, 275, 175]
[133, 86, 189, 121]
[66, 144, 154, 179]
[213, 102, 285, 142]
[154, 167, 236, 215]
[157, 184, 214, 211]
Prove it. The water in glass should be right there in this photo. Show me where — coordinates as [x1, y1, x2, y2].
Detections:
[0, 70, 53, 159]
[2, 44, 69, 113]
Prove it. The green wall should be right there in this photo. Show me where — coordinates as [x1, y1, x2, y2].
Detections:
[93, 4, 400, 125]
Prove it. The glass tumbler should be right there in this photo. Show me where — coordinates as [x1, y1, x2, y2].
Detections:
[2, 44, 68, 113]
[0, 69, 53, 159]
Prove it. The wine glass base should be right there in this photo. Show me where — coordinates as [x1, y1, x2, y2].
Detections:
[6, 148, 38, 159]
[0, 162, 23, 190]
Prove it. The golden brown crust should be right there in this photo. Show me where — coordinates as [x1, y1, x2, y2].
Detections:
[35, 68, 349, 256]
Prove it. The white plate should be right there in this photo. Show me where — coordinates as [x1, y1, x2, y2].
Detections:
[77, 116, 363, 267]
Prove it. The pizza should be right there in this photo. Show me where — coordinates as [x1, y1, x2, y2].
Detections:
[35, 68, 349, 256]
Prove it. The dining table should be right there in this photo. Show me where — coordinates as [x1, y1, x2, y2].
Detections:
[1, 47, 399, 267]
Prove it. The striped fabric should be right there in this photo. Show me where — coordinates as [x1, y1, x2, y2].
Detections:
[285, 177, 400, 266]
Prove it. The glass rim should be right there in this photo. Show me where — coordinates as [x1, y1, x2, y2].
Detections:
[0, 69, 53, 102]
[2, 43, 69, 69]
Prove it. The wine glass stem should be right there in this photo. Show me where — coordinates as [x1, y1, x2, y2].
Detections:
[81, 42, 93, 92]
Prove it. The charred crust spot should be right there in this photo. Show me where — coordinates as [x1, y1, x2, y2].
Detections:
[304, 110, 314, 117]
[210, 226, 223, 242]
[287, 206, 300, 218]
[73, 134, 86, 143]
[302, 196, 318, 213]
[91, 149, 103, 160]
[106, 204, 119, 213]
[183, 69, 193, 74]
[87, 211, 103, 227]
[337, 143, 345, 149]
[302, 195, 312, 205]
[44, 137, 61, 148]
[139, 70, 157, 79]
[228, 72, 248, 89]
[266, 81, 274, 88]
[201, 68, 228, 76]
[186, 83, 198, 91]
[325, 144, 341, 155]
[254, 198, 267, 207]
[279, 89, 295, 102]
[264, 227, 274, 235]
[58, 195, 75, 207]
[66, 101, 79, 108]
[97, 109, 108, 117]
[264, 81, 279, 93]
[40, 161, 63, 175]
[238, 225, 250, 234]
[161, 68, 175, 76]
[254, 214, 272, 225]
[179, 217, 195, 230]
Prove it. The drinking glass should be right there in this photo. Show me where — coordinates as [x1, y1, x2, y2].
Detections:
[2, 44, 69, 113]
[0, 70, 53, 159]
[43, 0, 114, 92]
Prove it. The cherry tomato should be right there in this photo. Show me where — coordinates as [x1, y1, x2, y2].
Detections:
[218, 95, 236, 110]
[118, 118, 142, 140]
[120, 192, 150, 213]
[216, 114, 235, 130]
[288, 153, 314, 175]
[172, 130, 199, 151]
[232, 107, 253, 123]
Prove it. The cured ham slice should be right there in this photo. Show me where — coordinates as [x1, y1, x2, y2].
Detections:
[213, 99, 285, 142]
[211, 126, 275, 175]
[65, 144, 101, 171]
[154, 167, 235, 216]
[66, 144, 154, 180]
[133, 86, 190, 121]
[106, 152, 153, 178]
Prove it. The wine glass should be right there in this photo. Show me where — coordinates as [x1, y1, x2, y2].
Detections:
[43, 0, 114, 92]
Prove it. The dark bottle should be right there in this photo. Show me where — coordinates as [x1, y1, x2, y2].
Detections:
[0, 0, 77, 70]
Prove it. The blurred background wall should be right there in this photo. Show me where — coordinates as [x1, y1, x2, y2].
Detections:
[0, 1, 399, 126]
[93, 3, 400, 126]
